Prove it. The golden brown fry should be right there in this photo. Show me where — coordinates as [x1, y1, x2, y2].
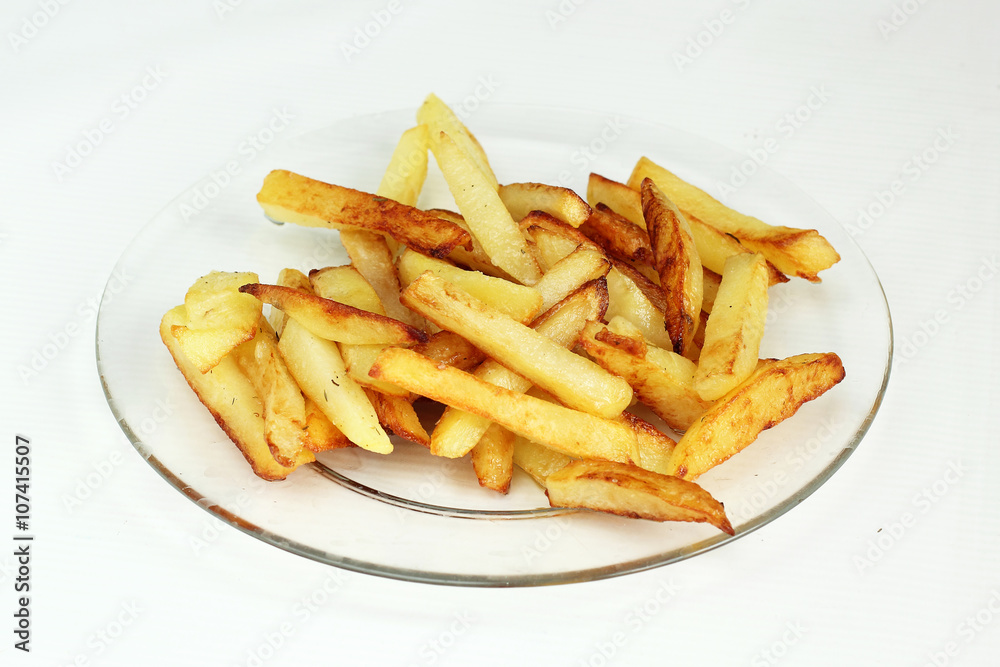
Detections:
[694, 253, 770, 401]
[512, 436, 573, 487]
[498, 182, 591, 228]
[430, 278, 608, 458]
[230, 317, 309, 467]
[545, 460, 733, 534]
[160, 305, 309, 481]
[257, 169, 471, 258]
[578, 320, 712, 433]
[364, 389, 430, 447]
[369, 348, 639, 465]
[471, 423, 515, 494]
[579, 204, 652, 265]
[642, 177, 703, 356]
[666, 353, 846, 480]
[431, 132, 541, 285]
[240, 282, 428, 346]
[302, 397, 355, 453]
[410, 330, 486, 373]
[629, 157, 840, 281]
[401, 273, 631, 419]
[587, 173, 645, 228]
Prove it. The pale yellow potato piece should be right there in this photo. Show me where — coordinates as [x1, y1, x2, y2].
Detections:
[369, 348, 639, 465]
[396, 249, 543, 324]
[694, 253, 770, 401]
[277, 318, 392, 454]
[417, 93, 498, 190]
[666, 353, 846, 480]
[377, 124, 430, 207]
[498, 182, 591, 227]
[401, 273, 631, 419]
[430, 278, 607, 458]
[161, 305, 309, 481]
[545, 460, 733, 534]
[471, 423, 515, 494]
[512, 436, 573, 487]
[578, 320, 711, 433]
[605, 266, 673, 351]
[587, 173, 645, 228]
[629, 157, 839, 281]
[430, 132, 541, 285]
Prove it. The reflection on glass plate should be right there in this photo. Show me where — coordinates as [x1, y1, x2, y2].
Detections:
[97, 106, 891, 586]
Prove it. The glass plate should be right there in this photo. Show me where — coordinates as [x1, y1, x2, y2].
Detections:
[97, 105, 892, 587]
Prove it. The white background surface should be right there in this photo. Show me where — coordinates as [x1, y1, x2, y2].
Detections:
[2, 1, 998, 665]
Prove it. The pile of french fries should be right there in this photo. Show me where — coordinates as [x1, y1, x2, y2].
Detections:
[160, 94, 847, 536]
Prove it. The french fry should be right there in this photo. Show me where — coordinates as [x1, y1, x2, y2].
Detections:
[417, 93, 498, 190]
[240, 282, 427, 346]
[619, 412, 677, 476]
[428, 209, 515, 281]
[309, 266, 412, 398]
[376, 124, 430, 207]
[230, 317, 309, 467]
[270, 268, 313, 335]
[257, 169, 471, 258]
[545, 460, 734, 535]
[587, 173, 645, 227]
[628, 157, 840, 281]
[604, 262, 673, 351]
[579, 204, 652, 265]
[498, 182, 591, 228]
[369, 347, 639, 464]
[430, 278, 608, 458]
[401, 273, 631, 419]
[364, 389, 430, 447]
[410, 330, 486, 373]
[160, 305, 308, 481]
[641, 178, 703, 356]
[694, 253, 770, 401]
[277, 317, 393, 454]
[302, 397, 355, 453]
[578, 320, 711, 433]
[666, 353, 846, 480]
[687, 213, 788, 286]
[530, 244, 610, 311]
[512, 436, 573, 487]
[431, 132, 542, 285]
[470, 423, 515, 494]
[396, 248, 543, 324]
[170, 271, 262, 373]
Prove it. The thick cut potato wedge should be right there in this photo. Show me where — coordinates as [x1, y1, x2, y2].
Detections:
[160, 306, 309, 480]
[377, 124, 430, 207]
[687, 213, 788, 286]
[397, 249, 543, 323]
[545, 460, 733, 534]
[641, 178, 703, 356]
[498, 182, 591, 228]
[471, 423, 515, 494]
[230, 317, 309, 467]
[370, 348, 640, 464]
[578, 320, 712, 433]
[170, 271, 262, 373]
[629, 157, 840, 281]
[277, 318, 392, 454]
[417, 93, 498, 190]
[587, 173, 645, 228]
[431, 279, 608, 458]
[694, 253, 770, 401]
[240, 282, 427, 346]
[431, 133, 541, 285]
[401, 273, 631, 419]
[257, 169, 471, 258]
[666, 353, 846, 480]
